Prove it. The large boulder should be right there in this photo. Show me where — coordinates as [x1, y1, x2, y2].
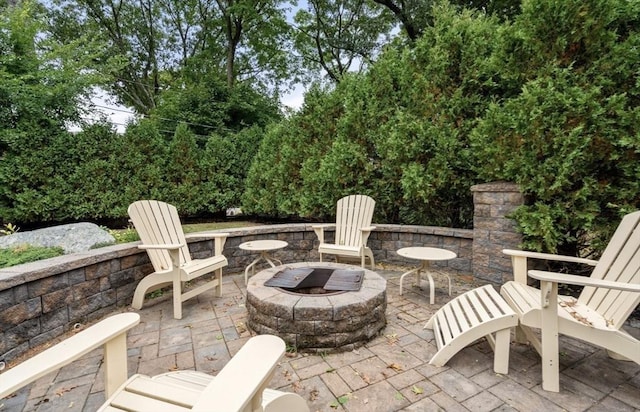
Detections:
[0, 222, 115, 254]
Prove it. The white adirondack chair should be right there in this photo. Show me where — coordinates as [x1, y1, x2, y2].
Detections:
[128, 200, 229, 319]
[312, 195, 376, 269]
[0, 313, 310, 412]
[500, 211, 640, 392]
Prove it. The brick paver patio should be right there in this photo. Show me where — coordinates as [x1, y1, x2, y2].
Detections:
[2, 266, 639, 411]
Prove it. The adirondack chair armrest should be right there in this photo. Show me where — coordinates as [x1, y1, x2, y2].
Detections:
[186, 232, 229, 255]
[503, 249, 598, 284]
[312, 224, 336, 243]
[211, 232, 228, 255]
[192, 335, 285, 411]
[360, 225, 376, 245]
[529, 270, 640, 293]
[138, 243, 185, 250]
[0, 313, 140, 400]
[503, 249, 598, 265]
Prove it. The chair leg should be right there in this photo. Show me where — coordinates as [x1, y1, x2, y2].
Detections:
[215, 268, 223, 297]
[540, 281, 560, 392]
[173, 277, 183, 320]
[131, 272, 173, 310]
[493, 329, 511, 374]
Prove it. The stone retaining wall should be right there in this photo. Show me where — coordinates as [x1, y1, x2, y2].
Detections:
[0, 223, 473, 363]
[0, 181, 524, 364]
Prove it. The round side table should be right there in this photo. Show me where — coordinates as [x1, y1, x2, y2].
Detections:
[397, 247, 457, 304]
[239, 240, 288, 284]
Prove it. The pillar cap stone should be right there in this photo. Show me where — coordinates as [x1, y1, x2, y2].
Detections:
[471, 181, 521, 193]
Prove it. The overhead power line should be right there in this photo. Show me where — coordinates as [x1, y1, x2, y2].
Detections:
[91, 103, 222, 131]
[78, 115, 214, 139]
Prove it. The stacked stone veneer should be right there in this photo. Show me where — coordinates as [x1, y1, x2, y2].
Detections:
[0, 182, 523, 363]
[0, 223, 472, 363]
[471, 182, 524, 284]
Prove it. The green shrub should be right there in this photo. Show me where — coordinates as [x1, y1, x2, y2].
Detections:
[242, 0, 639, 257]
[471, 0, 640, 254]
[0, 245, 65, 268]
[106, 226, 140, 243]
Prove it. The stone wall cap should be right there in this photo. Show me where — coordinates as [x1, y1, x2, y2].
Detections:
[471, 181, 521, 193]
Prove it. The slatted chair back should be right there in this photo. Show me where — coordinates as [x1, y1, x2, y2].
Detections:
[579, 211, 640, 329]
[128, 200, 192, 273]
[335, 195, 375, 248]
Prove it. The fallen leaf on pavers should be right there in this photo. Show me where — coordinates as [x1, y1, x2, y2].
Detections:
[329, 394, 350, 408]
[411, 385, 423, 395]
[55, 386, 77, 397]
[205, 356, 217, 361]
[309, 388, 319, 401]
[68, 401, 74, 408]
[385, 333, 399, 345]
[352, 349, 360, 355]
[292, 381, 304, 392]
[361, 374, 372, 384]
[236, 322, 247, 333]
[34, 398, 50, 406]
[363, 398, 369, 404]
[285, 351, 298, 358]
[394, 392, 405, 400]
[381, 371, 390, 378]
[169, 365, 179, 371]
[283, 370, 292, 381]
[336, 395, 349, 406]
[387, 363, 403, 371]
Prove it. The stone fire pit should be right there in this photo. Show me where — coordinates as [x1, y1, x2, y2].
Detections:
[246, 262, 387, 352]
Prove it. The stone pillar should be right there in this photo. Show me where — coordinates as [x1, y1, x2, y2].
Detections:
[471, 182, 523, 284]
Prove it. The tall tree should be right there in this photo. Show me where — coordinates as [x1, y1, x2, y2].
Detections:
[49, 0, 169, 114]
[207, 0, 294, 88]
[373, 0, 522, 41]
[372, 0, 432, 41]
[49, 0, 295, 113]
[292, 0, 393, 82]
[0, 0, 103, 221]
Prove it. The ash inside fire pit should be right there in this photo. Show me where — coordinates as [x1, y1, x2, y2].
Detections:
[264, 267, 364, 294]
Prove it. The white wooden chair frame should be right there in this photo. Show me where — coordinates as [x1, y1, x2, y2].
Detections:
[425, 285, 518, 374]
[313, 195, 376, 269]
[128, 200, 229, 319]
[500, 211, 640, 392]
[0, 313, 309, 412]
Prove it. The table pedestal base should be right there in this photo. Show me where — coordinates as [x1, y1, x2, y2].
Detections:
[399, 261, 451, 304]
[245, 253, 282, 284]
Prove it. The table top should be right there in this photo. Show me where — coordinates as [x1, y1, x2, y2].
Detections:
[239, 239, 288, 252]
[397, 246, 456, 261]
